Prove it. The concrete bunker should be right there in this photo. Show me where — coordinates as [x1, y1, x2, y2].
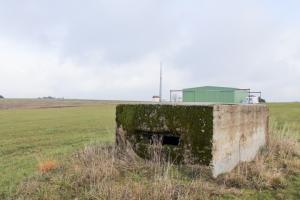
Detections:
[116, 103, 269, 177]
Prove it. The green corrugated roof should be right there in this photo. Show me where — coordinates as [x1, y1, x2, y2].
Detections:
[183, 86, 239, 91]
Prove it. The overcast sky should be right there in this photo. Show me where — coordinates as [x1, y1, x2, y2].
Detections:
[0, 0, 299, 101]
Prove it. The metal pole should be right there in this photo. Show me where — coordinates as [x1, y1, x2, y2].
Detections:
[248, 89, 251, 104]
[159, 62, 162, 102]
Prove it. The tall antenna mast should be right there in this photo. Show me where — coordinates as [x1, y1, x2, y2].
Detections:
[159, 62, 162, 102]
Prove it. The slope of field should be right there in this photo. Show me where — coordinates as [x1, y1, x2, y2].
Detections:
[0, 101, 116, 198]
[0, 98, 121, 110]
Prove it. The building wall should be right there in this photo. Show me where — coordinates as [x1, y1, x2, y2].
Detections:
[183, 86, 242, 103]
[183, 90, 196, 102]
[234, 90, 248, 103]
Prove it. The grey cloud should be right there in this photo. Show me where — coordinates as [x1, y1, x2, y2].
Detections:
[0, 0, 299, 101]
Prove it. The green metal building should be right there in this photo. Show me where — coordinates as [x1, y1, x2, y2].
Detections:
[182, 86, 248, 103]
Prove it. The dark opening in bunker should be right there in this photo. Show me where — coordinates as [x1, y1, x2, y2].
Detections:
[136, 130, 180, 146]
[161, 135, 180, 145]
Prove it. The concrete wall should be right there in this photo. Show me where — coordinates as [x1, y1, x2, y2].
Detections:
[115, 103, 269, 177]
[211, 104, 269, 177]
[115, 104, 214, 165]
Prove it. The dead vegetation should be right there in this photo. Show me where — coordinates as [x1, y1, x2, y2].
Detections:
[37, 160, 58, 173]
[15, 123, 300, 200]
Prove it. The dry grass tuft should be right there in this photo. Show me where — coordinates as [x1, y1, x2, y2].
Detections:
[15, 123, 299, 199]
[37, 160, 58, 173]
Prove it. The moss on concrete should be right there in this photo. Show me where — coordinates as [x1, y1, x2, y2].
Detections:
[116, 104, 214, 165]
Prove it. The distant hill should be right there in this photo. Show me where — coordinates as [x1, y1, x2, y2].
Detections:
[0, 95, 4, 99]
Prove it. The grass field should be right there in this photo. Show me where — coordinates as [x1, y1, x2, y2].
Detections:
[0, 100, 299, 199]
[269, 102, 300, 139]
[0, 101, 116, 198]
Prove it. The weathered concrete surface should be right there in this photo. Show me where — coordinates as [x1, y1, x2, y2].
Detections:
[116, 103, 269, 177]
[115, 104, 214, 165]
[212, 104, 269, 177]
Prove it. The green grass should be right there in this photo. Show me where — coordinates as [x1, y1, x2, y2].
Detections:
[0, 104, 115, 197]
[223, 174, 300, 199]
[269, 102, 300, 139]
[0, 101, 299, 199]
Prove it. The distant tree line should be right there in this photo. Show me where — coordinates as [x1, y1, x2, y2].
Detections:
[39, 96, 55, 99]
[37, 96, 64, 100]
[0, 95, 4, 99]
